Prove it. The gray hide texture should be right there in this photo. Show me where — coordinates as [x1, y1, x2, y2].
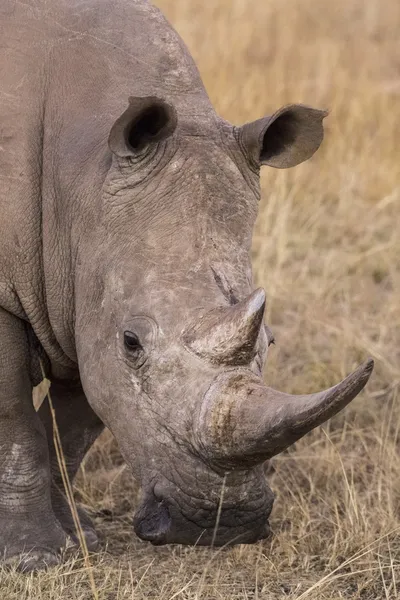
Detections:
[0, 0, 373, 569]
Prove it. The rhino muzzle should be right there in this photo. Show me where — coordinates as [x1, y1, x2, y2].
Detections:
[133, 486, 272, 546]
[131, 289, 373, 546]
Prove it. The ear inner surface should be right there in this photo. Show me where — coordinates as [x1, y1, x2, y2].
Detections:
[239, 104, 328, 169]
[108, 96, 177, 157]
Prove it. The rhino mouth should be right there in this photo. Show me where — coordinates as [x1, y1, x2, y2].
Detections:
[133, 486, 273, 547]
[134, 508, 271, 547]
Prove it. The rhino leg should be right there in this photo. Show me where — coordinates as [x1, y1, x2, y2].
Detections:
[0, 308, 66, 571]
[38, 380, 104, 551]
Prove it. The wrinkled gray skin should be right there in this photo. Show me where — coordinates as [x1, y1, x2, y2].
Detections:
[0, 0, 374, 571]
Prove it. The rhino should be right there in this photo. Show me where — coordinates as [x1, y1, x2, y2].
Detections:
[0, 0, 373, 571]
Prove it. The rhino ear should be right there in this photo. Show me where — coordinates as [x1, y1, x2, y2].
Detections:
[108, 96, 177, 157]
[239, 104, 328, 169]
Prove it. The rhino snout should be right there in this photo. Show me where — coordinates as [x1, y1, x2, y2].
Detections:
[133, 484, 272, 547]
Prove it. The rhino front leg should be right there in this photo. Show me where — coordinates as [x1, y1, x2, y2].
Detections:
[0, 308, 66, 570]
[38, 380, 104, 551]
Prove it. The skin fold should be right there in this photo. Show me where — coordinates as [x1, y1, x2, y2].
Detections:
[0, 0, 373, 570]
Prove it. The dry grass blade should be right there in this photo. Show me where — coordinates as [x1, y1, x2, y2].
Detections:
[295, 527, 400, 599]
[40, 362, 99, 600]
[210, 474, 227, 548]
[1, 0, 399, 598]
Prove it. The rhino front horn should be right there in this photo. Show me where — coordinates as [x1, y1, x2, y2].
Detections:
[182, 288, 266, 365]
[197, 359, 374, 467]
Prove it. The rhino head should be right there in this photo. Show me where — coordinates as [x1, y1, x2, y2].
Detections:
[75, 97, 373, 546]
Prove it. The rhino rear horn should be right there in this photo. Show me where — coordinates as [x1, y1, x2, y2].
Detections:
[183, 288, 266, 365]
[108, 96, 177, 157]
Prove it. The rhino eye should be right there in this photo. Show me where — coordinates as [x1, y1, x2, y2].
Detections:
[124, 331, 143, 352]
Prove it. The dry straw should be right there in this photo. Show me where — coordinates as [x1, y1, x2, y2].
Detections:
[40, 362, 99, 600]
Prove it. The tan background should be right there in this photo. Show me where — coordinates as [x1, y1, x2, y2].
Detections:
[3, 0, 400, 598]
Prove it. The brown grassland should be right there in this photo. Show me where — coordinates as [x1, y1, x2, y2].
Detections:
[1, 0, 399, 598]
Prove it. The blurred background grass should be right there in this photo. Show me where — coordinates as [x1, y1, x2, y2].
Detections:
[3, 0, 400, 598]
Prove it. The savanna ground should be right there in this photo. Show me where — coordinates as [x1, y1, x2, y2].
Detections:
[1, 0, 400, 598]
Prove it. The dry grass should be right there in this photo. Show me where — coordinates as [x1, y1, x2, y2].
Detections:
[1, 0, 400, 597]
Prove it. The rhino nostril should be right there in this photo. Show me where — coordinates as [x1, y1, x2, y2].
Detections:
[133, 500, 171, 544]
